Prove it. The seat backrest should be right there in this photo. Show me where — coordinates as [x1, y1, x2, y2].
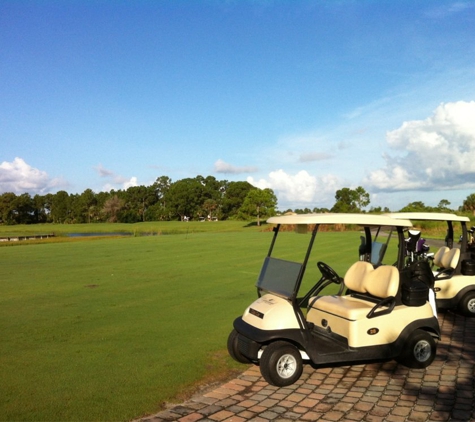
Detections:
[440, 248, 460, 270]
[344, 261, 374, 293]
[364, 265, 399, 299]
[433, 246, 449, 267]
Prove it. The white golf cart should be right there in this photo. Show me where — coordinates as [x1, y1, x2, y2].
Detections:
[228, 213, 440, 387]
[387, 212, 475, 317]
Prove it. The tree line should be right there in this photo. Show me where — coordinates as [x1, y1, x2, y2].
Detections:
[0, 176, 277, 225]
[1, 176, 474, 225]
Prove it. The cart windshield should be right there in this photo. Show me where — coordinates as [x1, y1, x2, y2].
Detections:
[257, 214, 413, 302]
[256, 257, 302, 299]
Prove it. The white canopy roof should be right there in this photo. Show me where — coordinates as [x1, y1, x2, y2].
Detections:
[267, 213, 412, 227]
[386, 212, 469, 223]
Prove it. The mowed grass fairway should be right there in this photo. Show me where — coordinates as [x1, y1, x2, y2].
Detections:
[0, 224, 365, 421]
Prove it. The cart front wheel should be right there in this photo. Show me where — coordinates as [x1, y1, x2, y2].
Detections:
[397, 329, 436, 369]
[260, 341, 303, 387]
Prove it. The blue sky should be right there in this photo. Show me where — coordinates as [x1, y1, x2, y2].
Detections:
[1, 0, 475, 211]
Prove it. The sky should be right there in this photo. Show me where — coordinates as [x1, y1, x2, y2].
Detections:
[1, 0, 475, 212]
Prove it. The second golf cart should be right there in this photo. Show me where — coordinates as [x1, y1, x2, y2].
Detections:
[388, 212, 475, 316]
[228, 213, 440, 386]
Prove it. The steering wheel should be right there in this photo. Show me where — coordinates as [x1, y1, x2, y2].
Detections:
[317, 261, 342, 285]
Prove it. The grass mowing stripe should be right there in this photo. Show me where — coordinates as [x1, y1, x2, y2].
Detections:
[1, 229, 369, 421]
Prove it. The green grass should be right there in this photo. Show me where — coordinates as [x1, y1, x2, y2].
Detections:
[1, 231, 267, 421]
[0, 225, 398, 421]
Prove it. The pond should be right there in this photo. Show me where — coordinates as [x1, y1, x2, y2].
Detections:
[67, 232, 133, 237]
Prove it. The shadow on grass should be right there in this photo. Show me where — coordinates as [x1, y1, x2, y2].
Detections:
[243, 222, 270, 228]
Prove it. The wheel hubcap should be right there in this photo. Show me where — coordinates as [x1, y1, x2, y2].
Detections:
[276, 354, 297, 379]
[414, 340, 431, 362]
[467, 298, 475, 313]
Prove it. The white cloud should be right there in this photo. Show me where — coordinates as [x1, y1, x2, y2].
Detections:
[95, 164, 127, 183]
[0, 157, 66, 194]
[123, 177, 138, 190]
[425, 2, 475, 19]
[214, 159, 258, 174]
[298, 152, 333, 163]
[248, 169, 341, 209]
[95, 164, 138, 191]
[365, 101, 475, 192]
[95, 163, 115, 178]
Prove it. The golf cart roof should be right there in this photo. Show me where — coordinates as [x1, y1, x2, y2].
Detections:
[267, 213, 412, 227]
[386, 212, 470, 223]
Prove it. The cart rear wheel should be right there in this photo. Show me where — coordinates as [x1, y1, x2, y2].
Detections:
[459, 291, 475, 317]
[227, 329, 251, 364]
[397, 329, 436, 368]
[260, 341, 303, 387]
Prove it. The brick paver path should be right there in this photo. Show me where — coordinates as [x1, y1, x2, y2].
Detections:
[135, 310, 475, 421]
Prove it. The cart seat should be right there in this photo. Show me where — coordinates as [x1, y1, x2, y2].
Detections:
[432, 246, 449, 268]
[309, 262, 399, 321]
[344, 261, 374, 293]
[433, 247, 460, 279]
[441, 248, 460, 269]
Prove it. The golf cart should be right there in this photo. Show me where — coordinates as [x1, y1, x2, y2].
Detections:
[387, 212, 475, 317]
[227, 213, 440, 387]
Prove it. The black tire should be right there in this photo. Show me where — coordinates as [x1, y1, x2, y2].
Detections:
[459, 291, 475, 317]
[397, 329, 436, 369]
[260, 341, 303, 387]
[227, 329, 251, 364]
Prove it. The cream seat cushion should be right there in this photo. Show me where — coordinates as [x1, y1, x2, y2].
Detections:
[433, 246, 449, 268]
[440, 248, 460, 270]
[310, 263, 398, 321]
